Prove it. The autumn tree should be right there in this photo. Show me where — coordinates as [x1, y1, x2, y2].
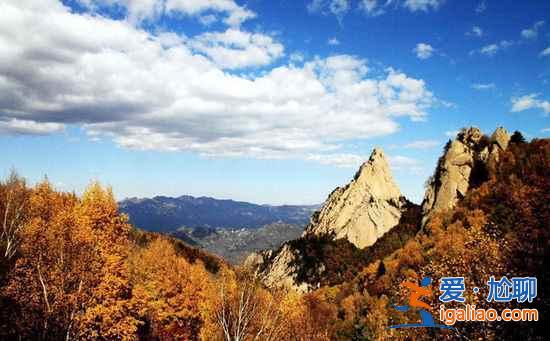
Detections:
[2, 179, 90, 339]
[74, 182, 139, 340]
[2, 181, 140, 340]
[129, 237, 212, 340]
[0, 170, 30, 273]
[209, 269, 290, 341]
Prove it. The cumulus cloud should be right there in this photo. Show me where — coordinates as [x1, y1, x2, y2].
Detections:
[189, 29, 284, 69]
[413, 43, 435, 59]
[466, 26, 483, 37]
[540, 47, 550, 57]
[327, 37, 340, 45]
[511, 94, 550, 114]
[78, 0, 256, 26]
[0, 0, 435, 162]
[471, 83, 495, 90]
[403, 139, 439, 149]
[521, 20, 545, 39]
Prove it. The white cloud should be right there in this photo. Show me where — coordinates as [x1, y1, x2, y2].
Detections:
[307, 0, 350, 22]
[521, 20, 545, 40]
[0, 118, 64, 135]
[358, 0, 443, 16]
[307, 0, 325, 13]
[511, 94, 550, 114]
[311, 0, 444, 21]
[541, 128, 550, 133]
[329, 0, 350, 20]
[404, 139, 439, 149]
[471, 83, 495, 90]
[358, 0, 386, 16]
[306, 153, 365, 168]
[413, 43, 435, 59]
[328, 37, 340, 45]
[0, 0, 435, 161]
[307, 152, 423, 173]
[475, 0, 486, 14]
[189, 29, 285, 69]
[77, 0, 163, 23]
[388, 155, 423, 174]
[403, 0, 443, 12]
[166, 0, 256, 26]
[79, 0, 256, 26]
[539, 47, 550, 57]
[289, 52, 305, 63]
[466, 26, 483, 37]
[474, 40, 514, 56]
[198, 14, 217, 26]
[480, 44, 498, 56]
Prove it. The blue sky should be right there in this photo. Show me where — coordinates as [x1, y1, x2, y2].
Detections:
[0, 0, 549, 204]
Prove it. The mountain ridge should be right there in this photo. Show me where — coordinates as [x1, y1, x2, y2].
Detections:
[119, 194, 318, 232]
[248, 126, 517, 292]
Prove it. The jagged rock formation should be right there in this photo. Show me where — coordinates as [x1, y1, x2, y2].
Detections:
[246, 245, 313, 293]
[421, 126, 510, 226]
[248, 148, 406, 291]
[303, 148, 404, 249]
[491, 127, 511, 151]
[248, 127, 513, 292]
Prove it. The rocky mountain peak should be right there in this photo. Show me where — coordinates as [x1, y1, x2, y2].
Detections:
[369, 147, 385, 162]
[249, 147, 407, 292]
[491, 126, 511, 150]
[421, 126, 511, 226]
[304, 147, 403, 249]
[457, 126, 484, 146]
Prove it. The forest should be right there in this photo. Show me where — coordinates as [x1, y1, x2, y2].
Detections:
[0, 137, 548, 340]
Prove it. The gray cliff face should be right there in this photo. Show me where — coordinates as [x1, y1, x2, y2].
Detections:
[421, 127, 510, 226]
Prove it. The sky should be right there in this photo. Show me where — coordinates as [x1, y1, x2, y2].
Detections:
[0, 0, 549, 205]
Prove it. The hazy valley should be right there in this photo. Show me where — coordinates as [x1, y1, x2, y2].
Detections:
[119, 196, 317, 263]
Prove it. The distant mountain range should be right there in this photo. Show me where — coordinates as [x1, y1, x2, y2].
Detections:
[119, 195, 318, 232]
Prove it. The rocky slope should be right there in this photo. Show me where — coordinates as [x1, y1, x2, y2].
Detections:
[421, 126, 510, 226]
[304, 148, 404, 249]
[173, 223, 304, 265]
[249, 127, 513, 292]
[248, 147, 407, 292]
